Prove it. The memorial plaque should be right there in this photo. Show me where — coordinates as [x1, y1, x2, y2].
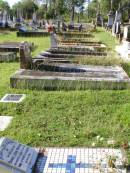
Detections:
[0, 137, 38, 173]
[0, 94, 26, 103]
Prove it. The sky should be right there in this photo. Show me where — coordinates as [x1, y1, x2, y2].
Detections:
[6, 0, 20, 7]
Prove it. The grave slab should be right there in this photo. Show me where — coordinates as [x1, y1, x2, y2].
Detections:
[0, 52, 16, 62]
[10, 65, 130, 90]
[0, 116, 13, 131]
[0, 94, 26, 103]
[0, 137, 127, 173]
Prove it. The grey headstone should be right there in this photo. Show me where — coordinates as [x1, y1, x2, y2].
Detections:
[0, 137, 38, 173]
[50, 33, 57, 48]
[107, 11, 114, 27]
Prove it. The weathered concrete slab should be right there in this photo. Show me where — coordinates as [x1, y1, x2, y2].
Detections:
[10, 65, 130, 90]
[0, 52, 16, 62]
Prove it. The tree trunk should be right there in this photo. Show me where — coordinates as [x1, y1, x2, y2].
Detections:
[71, 5, 75, 23]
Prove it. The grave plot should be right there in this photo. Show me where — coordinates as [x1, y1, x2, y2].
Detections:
[0, 137, 127, 173]
[0, 94, 26, 103]
[34, 148, 126, 173]
[0, 41, 33, 62]
[37, 48, 108, 60]
[10, 64, 130, 90]
[17, 31, 50, 37]
[59, 40, 103, 47]
[0, 116, 13, 131]
[58, 32, 93, 39]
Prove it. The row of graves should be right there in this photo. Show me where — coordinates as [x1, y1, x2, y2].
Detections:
[0, 23, 130, 173]
[8, 23, 130, 90]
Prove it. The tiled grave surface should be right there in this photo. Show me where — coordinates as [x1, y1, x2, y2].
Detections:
[0, 116, 13, 131]
[0, 94, 26, 103]
[35, 148, 126, 173]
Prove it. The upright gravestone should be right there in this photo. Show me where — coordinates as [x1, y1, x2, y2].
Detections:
[96, 12, 103, 26]
[0, 10, 3, 26]
[107, 10, 114, 28]
[2, 10, 8, 28]
[112, 10, 121, 36]
[19, 42, 32, 69]
[32, 12, 37, 26]
[0, 137, 38, 173]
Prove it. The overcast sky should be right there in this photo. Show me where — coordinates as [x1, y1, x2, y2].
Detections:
[6, 0, 20, 7]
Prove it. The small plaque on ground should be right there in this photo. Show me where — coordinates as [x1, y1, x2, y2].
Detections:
[0, 116, 13, 131]
[0, 94, 26, 103]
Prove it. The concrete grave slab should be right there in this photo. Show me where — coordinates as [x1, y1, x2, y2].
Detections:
[0, 116, 13, 131]
[10, 65, 130, 90]
[0, 94, 26, 103]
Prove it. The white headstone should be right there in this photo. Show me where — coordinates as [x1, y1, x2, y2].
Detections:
[0, 137, 38, 173]
[124, 26, 130, 40]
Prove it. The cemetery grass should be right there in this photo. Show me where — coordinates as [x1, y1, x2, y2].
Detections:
[0, 31, 50, 56]
[0, 30, 130, 148]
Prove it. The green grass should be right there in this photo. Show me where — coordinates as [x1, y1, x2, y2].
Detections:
[0, 30, 130, 148]
[0, 31, 50, 56]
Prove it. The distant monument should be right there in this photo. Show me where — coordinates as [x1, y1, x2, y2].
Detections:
[0, 10, 10, 28]
[96, 0, 103, 26]
[107, 0, 114, 28]
[112, 10, 122, 36]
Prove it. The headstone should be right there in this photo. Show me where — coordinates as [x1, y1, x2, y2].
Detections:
[124, 25, 130, 41]
[50, 33, 58, 48]
[0, 137, 38, 173]
[2, 10, 8, 27]
[96, 13, 103, 26]
[107, 10, 114, 28]
[19, 42, 32, 69]
[112, 10, 122, 36]
[0, 10, 3, 26]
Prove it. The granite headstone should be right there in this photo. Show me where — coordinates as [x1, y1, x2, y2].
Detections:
[0, 137, 38, 173]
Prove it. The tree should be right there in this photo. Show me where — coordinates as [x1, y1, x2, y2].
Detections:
[65, 0, 85, 22]
[0, 0, 10, 11]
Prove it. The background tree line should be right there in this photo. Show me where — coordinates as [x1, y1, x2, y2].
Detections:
[0, 0, 86, 22]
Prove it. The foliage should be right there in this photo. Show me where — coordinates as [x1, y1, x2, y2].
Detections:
[0, 0, 10, 11]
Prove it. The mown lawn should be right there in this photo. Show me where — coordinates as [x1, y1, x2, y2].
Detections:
[0, 29, 130, 148]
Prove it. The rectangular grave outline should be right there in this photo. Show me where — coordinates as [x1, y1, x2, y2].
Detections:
[0, 94, 26, 103]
